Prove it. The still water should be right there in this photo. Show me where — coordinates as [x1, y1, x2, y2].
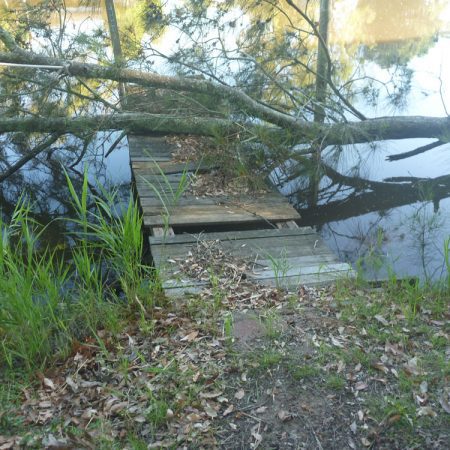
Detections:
[298, 0, 450, 281]
[1, 0, 450, 280]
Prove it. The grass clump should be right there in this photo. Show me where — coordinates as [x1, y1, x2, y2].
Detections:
[0, 171, 157, 373]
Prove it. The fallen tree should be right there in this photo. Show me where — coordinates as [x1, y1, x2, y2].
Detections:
[0, 23, 449, 146]
[0, 109, 449, 147]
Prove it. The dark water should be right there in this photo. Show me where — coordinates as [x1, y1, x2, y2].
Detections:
[2, 0, 450, 281]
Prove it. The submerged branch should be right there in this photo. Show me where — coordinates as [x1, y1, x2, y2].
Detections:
[0, 133, 62, 183]
[386, 140, 446, 161]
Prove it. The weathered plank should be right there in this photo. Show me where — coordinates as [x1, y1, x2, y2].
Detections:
[149, 227, 316, 245]
[132, 161, 212, 173]
[151, 234, 331, 261]
[143, 203, 300, 227]
[250, 262, 352, 280]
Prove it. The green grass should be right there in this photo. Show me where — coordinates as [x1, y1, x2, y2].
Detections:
[324, 374, 346, 390]
[0, 171, 157, 373]
[288, 364, 321, 380]
[258, 349, 284, 368]
[260, 309, 283, 339]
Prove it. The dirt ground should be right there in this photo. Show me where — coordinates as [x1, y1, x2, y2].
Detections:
[2, 281, 448, 450]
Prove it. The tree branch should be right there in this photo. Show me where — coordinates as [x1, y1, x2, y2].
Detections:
[386, 140, 446, 161]
[0, 133, 62, 182]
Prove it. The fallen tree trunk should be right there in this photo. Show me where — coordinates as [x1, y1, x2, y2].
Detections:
[0, 113, 449, 148]
[0, 114, 240, 137]
[0, 49, 300, 132]
[1, 43, 450, 145]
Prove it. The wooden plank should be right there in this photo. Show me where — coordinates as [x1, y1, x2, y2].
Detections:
[142, 201, 298, 217]
[250, 262, 352, 280]
[143, 201, 299, 219]
[149, 228, 315, 245]
[135, 184, 187, 196]
[151, 240, 333, 265]
[277, 220, 299, 229]
[135, 173, 190, 182]
[255, 254, 340, 268]
[152, 226, 175, 237]
[259, 270, 355, 288]
[138, 190, 291, 205]
[130, 156, 172, 162]
[129, 148, 173, 158]
[139, 196, 290, 208]
[132, 161, 212, 173]
[150, 233, 334, 263]
[143, 206, 300, 227]
[128, 136, 174, 153]
[157, 264, 354, 294]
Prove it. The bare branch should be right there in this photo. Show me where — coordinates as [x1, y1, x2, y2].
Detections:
[0, 133, 62, 183]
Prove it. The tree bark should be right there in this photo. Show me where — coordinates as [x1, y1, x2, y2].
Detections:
[0, 114, 240, 137]
[103, 0, 127, 106]
[0, 113, 449, 147]
[314, 0, 330, 124]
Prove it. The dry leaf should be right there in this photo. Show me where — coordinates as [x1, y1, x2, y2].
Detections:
[416, 406, 437, 418]
[387, 414, 401, 425]
[439, 390, 450, 414]
[404, 357, 422, 376]
[200, 390, 223, 399]
[38, 400, 53, 408]
[223, 404, 234, 416]
[234, 389, 245, 400]
[372, 362, 389, 374]
[419, 381, 428, 394]
[148, 441, 175, 449]
[204, 404, 218, 418]
[42, 434, 69, 449]
[43, 378, 56, 391]
[374, 314, 389, 326]
[355, 381, 368, 391]
[65, 376, 78, 393]
[109, 402, 128, 414]
[181, 330, 199, 342]
[330, 336, 344, 348]
[277, 410, 292, 422]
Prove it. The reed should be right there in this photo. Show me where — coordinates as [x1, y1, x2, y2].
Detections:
[0, 172, 155, 372]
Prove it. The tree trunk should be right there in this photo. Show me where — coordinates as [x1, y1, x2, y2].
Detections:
[104, 0, 127, 106]
[0, 114, 449, 148]
[314, 0, 330, 124]
[309, 0, 330, 207]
